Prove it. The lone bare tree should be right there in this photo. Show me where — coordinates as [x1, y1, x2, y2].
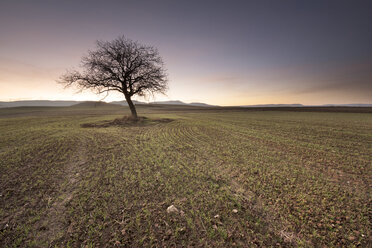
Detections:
[59, 36, 168, 119]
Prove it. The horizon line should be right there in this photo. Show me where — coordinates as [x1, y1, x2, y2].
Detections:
[1, 99, 372, 107]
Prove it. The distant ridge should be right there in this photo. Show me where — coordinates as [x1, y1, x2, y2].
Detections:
[0, 100, 216, 108]
[0, 100, 371, 108]
[110, 100, 146, 106]
[189, 102, 216, 107]
[241, 104, 304, 107]
[0, 100, 78, 108]
[111, 100, 217, 107]
[320, 104, 372, 107]
[240, 103, 372, 107]
[148, 100, 216, 107]
[72, 101, 118, 107]
[149, 100, 186, 105]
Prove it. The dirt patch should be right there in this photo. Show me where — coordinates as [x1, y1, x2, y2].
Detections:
[81, 116, 173, 128]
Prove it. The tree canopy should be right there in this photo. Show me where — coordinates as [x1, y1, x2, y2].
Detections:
[59, 36, 168, 118]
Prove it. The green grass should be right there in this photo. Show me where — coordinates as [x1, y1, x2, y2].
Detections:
[0, 105, 371, 247]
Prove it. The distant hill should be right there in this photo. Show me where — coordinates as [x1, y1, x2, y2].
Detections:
[149, 100, 187, 105]
[189, 102, 216, 107]
[71, 101, 118, 107]
[320, 104, 372, 107]
[0, 100, 79, 108]
[241, 104, 304, 107]
[110, 100, 146, 106]
[149, 100, 216, 107]
[1, 100, 370, 108]
[240, 103, 372, 107]
[0, 100, 206, 108]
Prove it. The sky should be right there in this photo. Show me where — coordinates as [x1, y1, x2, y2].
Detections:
[0, 0, 371, 105]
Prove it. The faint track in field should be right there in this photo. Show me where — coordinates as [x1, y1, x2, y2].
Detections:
[35, 134, 91, 246]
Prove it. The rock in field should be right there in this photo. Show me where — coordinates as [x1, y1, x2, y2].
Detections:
[166, 205, 179, 214]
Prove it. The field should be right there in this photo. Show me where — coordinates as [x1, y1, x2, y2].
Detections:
[0, 104, 371, 247]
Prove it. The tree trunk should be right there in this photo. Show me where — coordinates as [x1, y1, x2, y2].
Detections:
[124, 94, 138, 119]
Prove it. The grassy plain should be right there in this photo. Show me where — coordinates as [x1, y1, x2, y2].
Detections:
[0, 105, 371, 247]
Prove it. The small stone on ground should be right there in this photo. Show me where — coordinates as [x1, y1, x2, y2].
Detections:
[166, 205, 179, 214]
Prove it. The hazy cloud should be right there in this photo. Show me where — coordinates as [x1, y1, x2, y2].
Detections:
[293, 62, 372, 98]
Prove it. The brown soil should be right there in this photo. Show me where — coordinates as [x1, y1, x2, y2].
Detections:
[81, 116, 173, 128]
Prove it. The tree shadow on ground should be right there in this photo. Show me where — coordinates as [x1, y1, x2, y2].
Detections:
[80, 116, 173, 128]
